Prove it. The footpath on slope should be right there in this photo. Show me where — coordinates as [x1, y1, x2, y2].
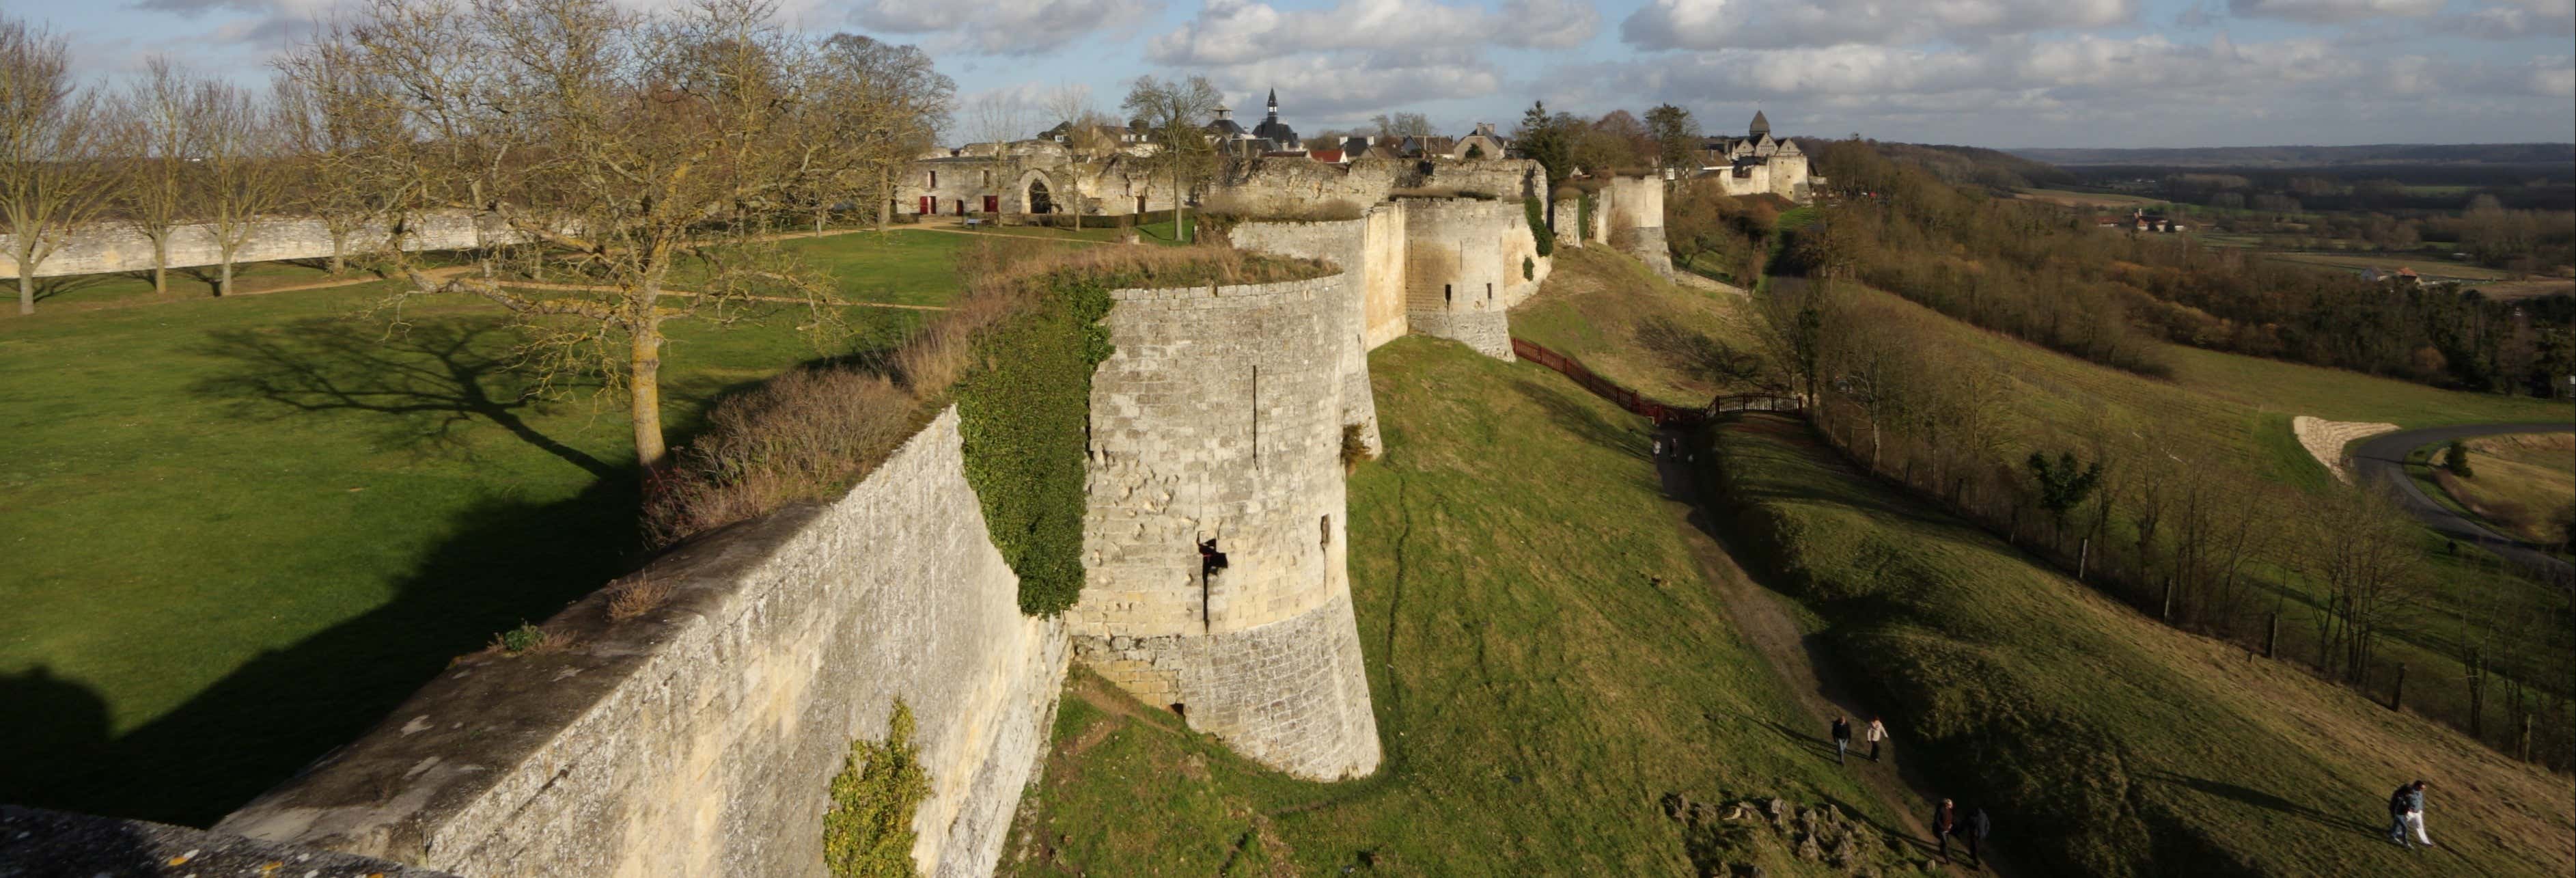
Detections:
[1648, 426, 2010, 876]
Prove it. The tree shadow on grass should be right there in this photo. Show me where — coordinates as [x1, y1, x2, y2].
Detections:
[2138, 769, 2382, 838]
[191, 317, 619, 480]
[0, 318, 651, 825]
[1, 480, 639, 827]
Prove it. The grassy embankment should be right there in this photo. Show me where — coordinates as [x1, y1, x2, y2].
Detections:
[2409, 435, 2576, 551]
[1700, 415, 2575, 877]
[1525, 243, 2576, 865]
[1509, 246, 1760, 404]
[1005, 337, 1934, 876]
[0, 231, 973, 825]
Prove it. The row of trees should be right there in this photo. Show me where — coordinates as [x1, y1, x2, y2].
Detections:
[1746, 277, 2575, 769]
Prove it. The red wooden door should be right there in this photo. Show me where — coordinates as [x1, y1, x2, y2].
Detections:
[917, 196, 931, 215]
[983, 195, 999, 213]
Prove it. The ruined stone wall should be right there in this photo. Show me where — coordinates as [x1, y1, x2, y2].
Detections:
[891, 156, 1182, 218]
[217, 409, 1067, 878]
[1605, 176, 1676, 277]
[1070, 275, 1383, 781]
[1551, 199, 1584, 249]
[1399, 197, 1545, 359]
[0, 212, 497, 279]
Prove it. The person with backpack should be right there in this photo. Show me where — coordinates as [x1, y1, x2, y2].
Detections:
[1931, 798, 1958, 864]
[1830, 715, 1853, 765]
[1866, 716, 1889, 763]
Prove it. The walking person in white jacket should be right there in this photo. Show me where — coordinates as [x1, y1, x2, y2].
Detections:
[1866, 717, 1889, 763]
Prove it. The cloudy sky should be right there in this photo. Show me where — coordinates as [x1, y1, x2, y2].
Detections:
[6, 0, 2571, 148]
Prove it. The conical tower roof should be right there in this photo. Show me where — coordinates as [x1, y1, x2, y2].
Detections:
[1749, 110, 1771, 137]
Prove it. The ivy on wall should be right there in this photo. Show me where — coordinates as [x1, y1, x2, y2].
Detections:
[1524, 197, 1554, 257]
[955, 272, 1116, 616]
[822, 700, 930, 878]
[1579, 192, 1596, 245]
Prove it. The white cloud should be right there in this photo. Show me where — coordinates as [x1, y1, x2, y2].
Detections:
[1146, 0, 1594, 64]
[2452, 0, 2576, 40]
[1620, 0, 2137, 51]
[2224, 0, 2442, 23]
[848, 0, 1161, 55]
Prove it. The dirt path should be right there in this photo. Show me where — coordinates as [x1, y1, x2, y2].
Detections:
[1652, 426, 2011, 875]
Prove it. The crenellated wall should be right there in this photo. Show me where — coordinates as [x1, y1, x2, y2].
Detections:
[215, 409, 1068, 878]
[1070, 274, 1383, 781]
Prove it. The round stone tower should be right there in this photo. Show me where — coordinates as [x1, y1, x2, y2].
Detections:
[1068, 271, 1383, 781]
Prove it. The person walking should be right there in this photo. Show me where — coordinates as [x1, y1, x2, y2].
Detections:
[2398, 780, 2434, 848]
[1965, 804, 1992, 869]
[2386, 780, 2428, 849]
[1931, 798, 1958, 864]
[1866, 717, 1888, 763]
[1830, 715, 1853, 766]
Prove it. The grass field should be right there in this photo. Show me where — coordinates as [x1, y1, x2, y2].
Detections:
[0, 232, 967, 825]
[1510, 247, 1760, 404]
[1003, 338, 1934, 876]
[1701, 415, 2575, 877]
[2419, 435, 2576, 548]
[2258, 250, 2513, 281]
[2013, 189, 2169, 209]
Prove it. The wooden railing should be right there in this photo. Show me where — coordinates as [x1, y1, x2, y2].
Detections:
[1511, 337, 1805, 426]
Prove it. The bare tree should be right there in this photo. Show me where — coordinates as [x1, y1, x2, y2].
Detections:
[272, 64, 383, 275]
[2306, 489, 2427, 683]
[114, 57, 197, 294]
[812, 33, 952, 233]
[0, 17, 120, 314]
[1371, 111, 1433, 141]
[285, 0, 875, 474]
[1121, 74, 1219, 244]
[185, 78, 290, 297]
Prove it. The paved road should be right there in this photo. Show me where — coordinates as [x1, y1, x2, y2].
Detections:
[2349, 421, 2575, 583]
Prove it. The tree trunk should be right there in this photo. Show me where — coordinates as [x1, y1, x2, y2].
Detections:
[153, 237, 169, 294]
[16, 271, 30, 316]
[218, 258, 235, 297]
[330, 234, 347, 277]
[877, 167, 891, 234]
[629, 285, 668, 475]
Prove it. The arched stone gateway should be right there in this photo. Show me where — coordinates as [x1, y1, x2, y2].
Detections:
[1009, 168, 1062, 215]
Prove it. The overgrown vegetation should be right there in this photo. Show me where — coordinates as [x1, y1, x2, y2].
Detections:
[1523, 196, 1553, 256]
[954, 260, 1116, 616]
[824, 700, 930, 878]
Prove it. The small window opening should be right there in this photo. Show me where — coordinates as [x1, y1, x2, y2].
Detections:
[1320, 515, 1331, 548]
[1486, 283, 1493, 301]
[1443, 284, 1452, 303]
[928, 170, 937, 187]
[1171, 702, 1188, 719]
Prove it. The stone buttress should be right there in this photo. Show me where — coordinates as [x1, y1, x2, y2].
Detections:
[1069, 274, 1384, 781]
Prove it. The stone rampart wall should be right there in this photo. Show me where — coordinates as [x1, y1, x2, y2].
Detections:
[1071, 273, 1382, 781]
[217, 408, 1066, 878]
[1399, 197, 1544, 358]
[0, 212, 497, 279]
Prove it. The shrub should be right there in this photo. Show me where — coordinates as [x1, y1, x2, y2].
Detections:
[1525, 197, 1554, 257]
[2443, 441, 2474, 477]
[1340, 423, 1373, 473]
[1523, 256, 1535, 280]
[823, 700, 930, 878]
[954, 269, 1116, 616]
[493, 622, 552, 655]
[1579, 191, 1596, 242]
[646, 368, 926, 544]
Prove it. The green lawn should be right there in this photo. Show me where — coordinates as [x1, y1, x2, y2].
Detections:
[0, 234, 951, 825]
[1005, 338, 1934, 875]
[1700, 415, 2575, 877]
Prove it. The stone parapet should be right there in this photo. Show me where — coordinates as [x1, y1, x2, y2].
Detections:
[1, 211, 504, 279]
[216, 408, 1066, 878]
[1, 805, 455, 877]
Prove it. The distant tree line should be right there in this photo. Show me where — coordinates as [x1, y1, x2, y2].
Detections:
[1786, 140, 2576, 397]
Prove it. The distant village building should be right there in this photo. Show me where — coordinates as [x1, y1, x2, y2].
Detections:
[1693, 111, 1822, 203]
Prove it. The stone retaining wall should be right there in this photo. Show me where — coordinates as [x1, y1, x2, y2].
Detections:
[215, 408, 1067, 878]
